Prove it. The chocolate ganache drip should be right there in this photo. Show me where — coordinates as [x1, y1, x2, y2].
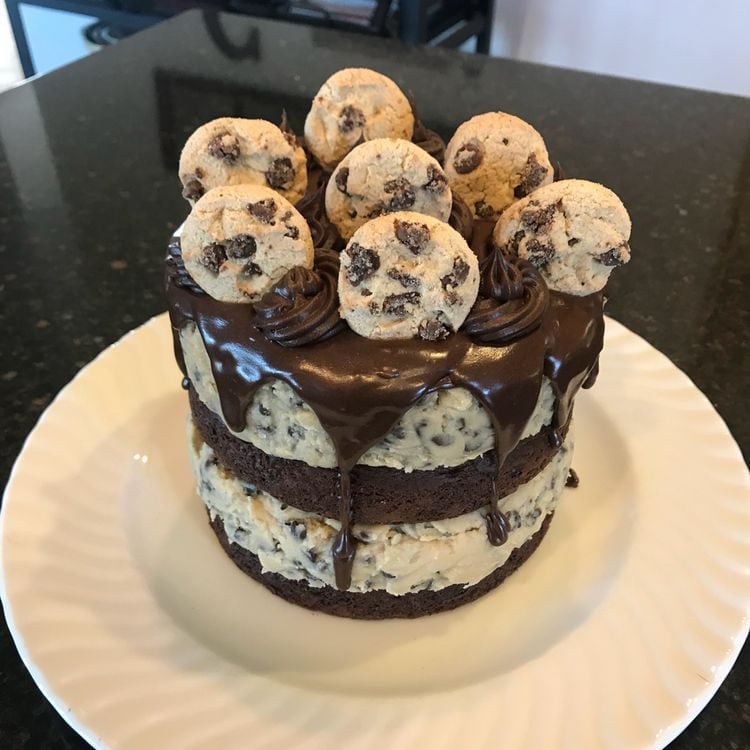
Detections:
[253, 249, 346, 347]
[463, 247, 549, 346]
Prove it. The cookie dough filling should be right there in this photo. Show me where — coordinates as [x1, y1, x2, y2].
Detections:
[191, 423, 573, 596]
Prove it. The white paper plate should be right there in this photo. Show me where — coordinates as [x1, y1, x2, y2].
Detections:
[1, 314, 749, 750]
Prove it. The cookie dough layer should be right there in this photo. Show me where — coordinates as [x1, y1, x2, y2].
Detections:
[180, 322, 555, 470]
[190, 420, 573, 596]
[190, 385, 570, 524]
[209, 512, 552, 619]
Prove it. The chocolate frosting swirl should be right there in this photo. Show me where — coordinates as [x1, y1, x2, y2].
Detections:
[253, 249, 345, 347]
[449, 194, 474, 243]
[412, 119, 446, 163]
[165, 236, 204, 295]
[407, 93, 447, 163]
[463, 247, 549, 345]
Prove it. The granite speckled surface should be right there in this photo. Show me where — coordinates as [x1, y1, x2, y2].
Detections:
[0, 10, 748, 748]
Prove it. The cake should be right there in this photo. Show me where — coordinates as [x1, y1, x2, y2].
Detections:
[166, 68, 631, 620]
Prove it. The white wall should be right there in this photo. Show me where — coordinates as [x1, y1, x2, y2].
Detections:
[492, 0, 750, 97]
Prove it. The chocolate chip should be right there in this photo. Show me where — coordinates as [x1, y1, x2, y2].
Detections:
[225, 234, 257, 259]
[525, 239, 555, 267]
[514, 153, 549, 198]
[597, 243, 629, 267]
[391, 424, 406, 439]
[247, 198, 277, 223]
[182, 178, 204, 202]
[502, 138, 509, 146]
[418, 319, 452, 340]
[521, 203, 556, 231]
[280, 210, 292, 221]
[284, 224, 299, 240]
[366, 202, 386, 219]
[474, 199, 495, 219]
[382, 291, 421, 317]
[384, 178, 415, 210]
[339, 105, 366, 133]
[243, 261, 263, 276]
[207, 133, 240, 163]
[335, 167, 349, 194]
[360, 288, 373, 296]
[453, 142, 483, 174]
[287, 520, 307, 540]
[568, 237, 580, 246]
[394, 219, 430, 254]
[431, 433, 455, 446]
[195, 166, 205, 178]
[258, 404, 271, 416]
[444, 290, 460, 306]
[440, 256, 470, 291]
[348, 208, 358, 219]
[424, 165, 448, 193]
[265, 157, 295, 190]
[368, 301, 380, 314]
[288, 424, 305, 440]
[345, 243, 380, 286]
[506, 229, 526, 256]
[200, 243, 227, 273]
[387, 268, 420, 289]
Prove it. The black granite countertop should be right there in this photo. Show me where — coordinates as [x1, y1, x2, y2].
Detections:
[1, 9, 748, 749]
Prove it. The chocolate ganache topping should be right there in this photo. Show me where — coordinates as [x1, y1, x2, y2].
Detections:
[253, 249, 345, 346]
[463, 246, 549, 345]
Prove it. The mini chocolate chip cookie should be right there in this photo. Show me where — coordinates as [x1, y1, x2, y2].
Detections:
[492, 179, 631, 295]
[179, 118, 307, 205]
[338, 212, 479, 340]
[304, 68, 414, 169]
[325, 138, 452, 240]
[444, 112, 553, 220]
[181, 184, 314, 303]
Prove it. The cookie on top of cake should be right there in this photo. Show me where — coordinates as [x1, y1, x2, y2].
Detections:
[167, 67, 630, 619]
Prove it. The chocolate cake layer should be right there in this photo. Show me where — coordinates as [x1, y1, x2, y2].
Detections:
[190, 385, 570, 524]
[209, 512, 553, 620]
